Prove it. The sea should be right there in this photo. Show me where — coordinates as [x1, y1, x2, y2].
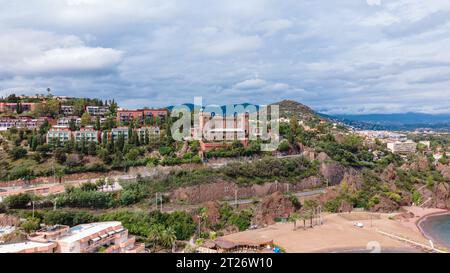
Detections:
[419, 213, 450, 249]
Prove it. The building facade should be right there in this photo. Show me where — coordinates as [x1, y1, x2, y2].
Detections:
[387, 140, 417, 154]
[117, 109, 168, 125]
[86, 106, 109, 116]
[0, 222, 145, 253]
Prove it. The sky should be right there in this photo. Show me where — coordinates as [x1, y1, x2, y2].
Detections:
[1, 0, 450, 114]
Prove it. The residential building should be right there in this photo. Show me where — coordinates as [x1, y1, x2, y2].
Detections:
[117, 108, 168, 125]
[74, 126, 100, 143]
[419, 141, 431, 149]
[197, 111, 250, 142]
[86, 105, 109, 116]
[60, 105, 75, 116]
[0, 222, 145, 253]
[0, 102, 37, 113]
[0, 241, 58, 253]
[136, 126, 160, 141]
[46, 126, 73, 144]
[57, 116, 81, 127]
[111, 127, 130, 141]
[0, 117, 43, 131]
[387, 140, 417, 154]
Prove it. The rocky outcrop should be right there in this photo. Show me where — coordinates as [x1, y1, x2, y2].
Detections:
[201, 201, 222, 226]
[435, 182, 450, 209]
[410, 156, 429, 172]
[320, 162, 346, 186]
[170, 177, 323, 204]
[253, 192, 295, 226]
[381, 164, 397, 181]
[370, 196, 400, 212]
[436, 163, 450, 179]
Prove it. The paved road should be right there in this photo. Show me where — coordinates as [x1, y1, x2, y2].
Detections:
[224, 188, 327, 206]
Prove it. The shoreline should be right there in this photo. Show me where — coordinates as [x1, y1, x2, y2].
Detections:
[219, 207, 450, 253]
[416, 210, 450, 249]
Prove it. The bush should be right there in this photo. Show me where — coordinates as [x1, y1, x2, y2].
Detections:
[10, 147, 27, 160]
[4, 193, 32, 209]
[58, 189, 116, 209]
[42, 210, 95, 226]
[0, 202, 6, 213]
[20, 217, 41, 233]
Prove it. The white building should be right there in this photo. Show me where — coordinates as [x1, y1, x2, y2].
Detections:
[387, 140, 417, 154]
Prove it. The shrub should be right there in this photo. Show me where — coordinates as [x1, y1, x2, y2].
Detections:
[58, 189, 116, 209]
[20, 217, 41, 233]
[42, 210, 95, 226]
[4, 193, 32, 209]
[10, 147, 27, 160]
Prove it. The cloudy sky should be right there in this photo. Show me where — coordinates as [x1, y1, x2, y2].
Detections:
[1, 0, 450, 114]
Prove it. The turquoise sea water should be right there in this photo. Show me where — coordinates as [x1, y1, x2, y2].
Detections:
[419, 214, 450, 248]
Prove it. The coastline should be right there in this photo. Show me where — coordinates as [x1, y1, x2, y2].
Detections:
[219, 207, 449, 253]
[416, 210, 450, 250]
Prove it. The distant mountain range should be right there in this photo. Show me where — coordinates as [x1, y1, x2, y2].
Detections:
[166, 101, 450, 132]
[329, 113, 450, 131]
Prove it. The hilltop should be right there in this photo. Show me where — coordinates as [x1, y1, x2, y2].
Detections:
[270, 100, 319, 120]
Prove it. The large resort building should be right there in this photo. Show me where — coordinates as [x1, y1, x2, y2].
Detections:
[0, 222, 145, 253]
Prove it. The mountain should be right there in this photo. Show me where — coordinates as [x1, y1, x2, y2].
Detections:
[270, 100, 318, 120]
[331, 112, 450, 131]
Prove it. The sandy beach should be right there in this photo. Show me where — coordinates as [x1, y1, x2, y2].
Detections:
[220, 206, 449, 253]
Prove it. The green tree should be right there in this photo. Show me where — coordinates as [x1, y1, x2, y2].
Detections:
[81, 112, 92, 127]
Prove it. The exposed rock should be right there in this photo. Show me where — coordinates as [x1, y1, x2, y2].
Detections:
[317, 152, 330, 163]
[435, 183, 450, 209]
[202, 201, 221, 226]
[436, 163, 450, 179]
[170, 177, 323, 204]
[253, 192, 295, 226]
[394, 211, 415, 221]
[417, 156, 430, 172]
[381, 164, 397, 181]
[320, 162, 346, 186]
[339, 171, 362, 194]
[338, 200, 353, 213]
[370, 196, 400, 212]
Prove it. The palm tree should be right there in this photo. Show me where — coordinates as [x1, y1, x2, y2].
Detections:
[289, 213, 300, 231]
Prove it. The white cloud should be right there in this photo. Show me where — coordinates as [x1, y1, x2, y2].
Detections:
[0, 29, 122, 76]
[0, 0, 450, 113]
[366, 0, 381, 6]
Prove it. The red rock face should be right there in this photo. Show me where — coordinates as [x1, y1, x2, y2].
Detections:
[169, 177, 323, 204]
[435, 182, 450, 209]
[370, 196, 400, 212]
[253, 191, 295, 226]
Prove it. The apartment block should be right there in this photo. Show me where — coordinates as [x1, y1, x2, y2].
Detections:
[0, 102, 37, 113]
[46, 127, 73, 144]
[74, 126, 100, 143]
[387, 140, 417, 154]
[117, 109, 168, 125]
[136, 126, 160, 141]
[60, 105, 75, 116]
[86, 105, 110, 116]
[111, 127, 130, 141]
[0, 222, 145, 253]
